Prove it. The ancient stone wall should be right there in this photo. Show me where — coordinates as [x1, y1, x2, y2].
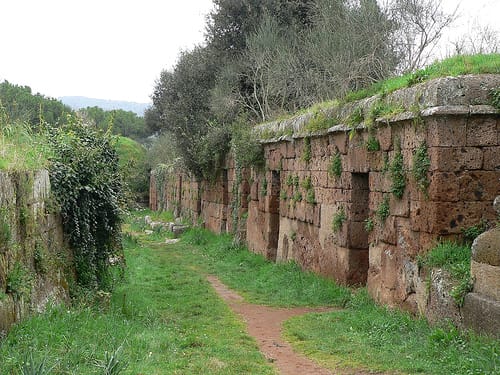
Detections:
[0, 170, 72, 334]
[150, 74, 500, 316]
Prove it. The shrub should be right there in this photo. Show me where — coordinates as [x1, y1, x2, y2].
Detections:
[332, 206, 347, 232]
[49, 118, 123, 290]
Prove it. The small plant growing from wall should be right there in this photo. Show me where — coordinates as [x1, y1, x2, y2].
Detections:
[328, 152, 342, 178]
[306, 189, 316, 204]
[365, 134, 381, 151]
[6, 262, 32, 301]
[260, 178, 268, 197]
[280, 190, 288, 201]
[286, 175, 294, 187]
[390, 149, 406, 199]
[305, 111, 339, 133]
[490, 88, 500, 110]
[292, 191, 303, 203]
[364, 217, 374, 232]
[301, 176, 312, 190]
[332, 206, 347, 232]
[412, 142, 431, 196]
[0, 209, 11, 250]
[301, 136, 312, 163]
[376, 195, 390, 223]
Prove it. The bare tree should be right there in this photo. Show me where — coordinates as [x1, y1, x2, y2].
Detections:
[386, 0, 458, 73]
[450, 21, 499, 55]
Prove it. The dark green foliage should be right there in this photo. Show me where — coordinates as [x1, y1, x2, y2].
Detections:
[365, 135, 380, 151]
[412, 142, 430, 195]
[346, 107, 364, 128]
[6, 262, 32, 301]
[0, 80, 72, 128]
[332, 206, 347, 232]
[260, 178, 268, 197]
[376, 195, 390, 222]
[301, 176, 312, 190]
[306, 189, 316, 204]
[0, 209, 11, 250]
[301, 136, 312, 163]
[390, 150, 406, 198]
[364, 218, 374, 232]
[49, 118, 123, 290]
[231, 121, 265, 168]
[80, 106, 148, 142]
[461, 221, 489, 245]
[328, 152, 342, 178]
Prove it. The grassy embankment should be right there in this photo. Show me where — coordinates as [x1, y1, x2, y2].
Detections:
[1, 210, 498, 374]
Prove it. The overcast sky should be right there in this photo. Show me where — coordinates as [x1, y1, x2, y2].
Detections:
[0, 0, 498, 104]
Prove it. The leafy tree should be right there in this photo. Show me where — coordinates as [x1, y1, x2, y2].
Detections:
[0, 80, 72, 127]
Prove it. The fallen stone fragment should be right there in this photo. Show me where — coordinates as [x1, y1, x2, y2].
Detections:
[165, 238, 180, 244]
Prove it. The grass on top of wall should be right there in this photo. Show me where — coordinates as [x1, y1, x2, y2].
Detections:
[0, 121, 53, 171]
[342, 53, 500, 102]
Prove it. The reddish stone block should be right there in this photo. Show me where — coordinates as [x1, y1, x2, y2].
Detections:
[347, 144, 369, 173]
[403, 123, 427, 149]
[311, 136, 329, 157]
[380, 215, 397, 245]
[428, 147, 483, 172]
[390, 193, 410, 217]
[329, 132, 348, 154]
[483, 147, 500, 170]
[467, 116, 497, 146]
[369, 172, 392, 193]
[395, 218, 421, 257]
[457, 171, 500, 201]
[286, 140, 297, 159]
[312, 171, 329, 189]
[427, 172, 459, 202]
[348, 202, 369, 221]
[367, 151, 385, 171]
[427, 117, 466, 147]
[377, 125, 392, 151]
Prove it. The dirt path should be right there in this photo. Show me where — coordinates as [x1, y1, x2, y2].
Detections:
[208, 275, 382, 375]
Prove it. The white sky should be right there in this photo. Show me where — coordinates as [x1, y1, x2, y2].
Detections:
[0, 0, 498, 104]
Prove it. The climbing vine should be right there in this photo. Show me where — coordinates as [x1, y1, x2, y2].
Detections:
[412, 142, 431, 196]
[49, 119, 123, 290]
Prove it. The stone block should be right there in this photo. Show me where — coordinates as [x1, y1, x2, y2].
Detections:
[466, 116, 497, 146]
[377, 125, 392, 151]
[389, 193, 410, 217]
[347, 144, 369, 173]
[311, 136, 329, 157]
[483, 146, 500, 170]
[286, 140, 296, 158]
[472, 227, 500, 266]
[329, 132, 348, 154]
[403, 122, 427, 149]
[471, 261, 500, 301]
[428, 146, 483, 172]
[395, 218, 421, 257]
[426, 117, 466, 147]
[369, 172, 392, 193]
[463, 293, 500, 338]
[348, 202, 369, 221]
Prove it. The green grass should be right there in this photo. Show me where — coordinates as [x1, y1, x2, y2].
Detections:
[2, 211, 498, 374]
[182, 228, 351, 307]
[342, 53, 500, 102]
[0, 223, 275, 374]
[0, 122, 53, 171]
[284, 289, 500, 374]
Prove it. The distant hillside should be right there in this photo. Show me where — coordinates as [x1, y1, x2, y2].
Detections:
[60, 96, 150, 116]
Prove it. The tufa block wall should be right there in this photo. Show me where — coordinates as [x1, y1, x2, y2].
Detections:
[0, 170, 72, 335]
[150, 75, 500, 314]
